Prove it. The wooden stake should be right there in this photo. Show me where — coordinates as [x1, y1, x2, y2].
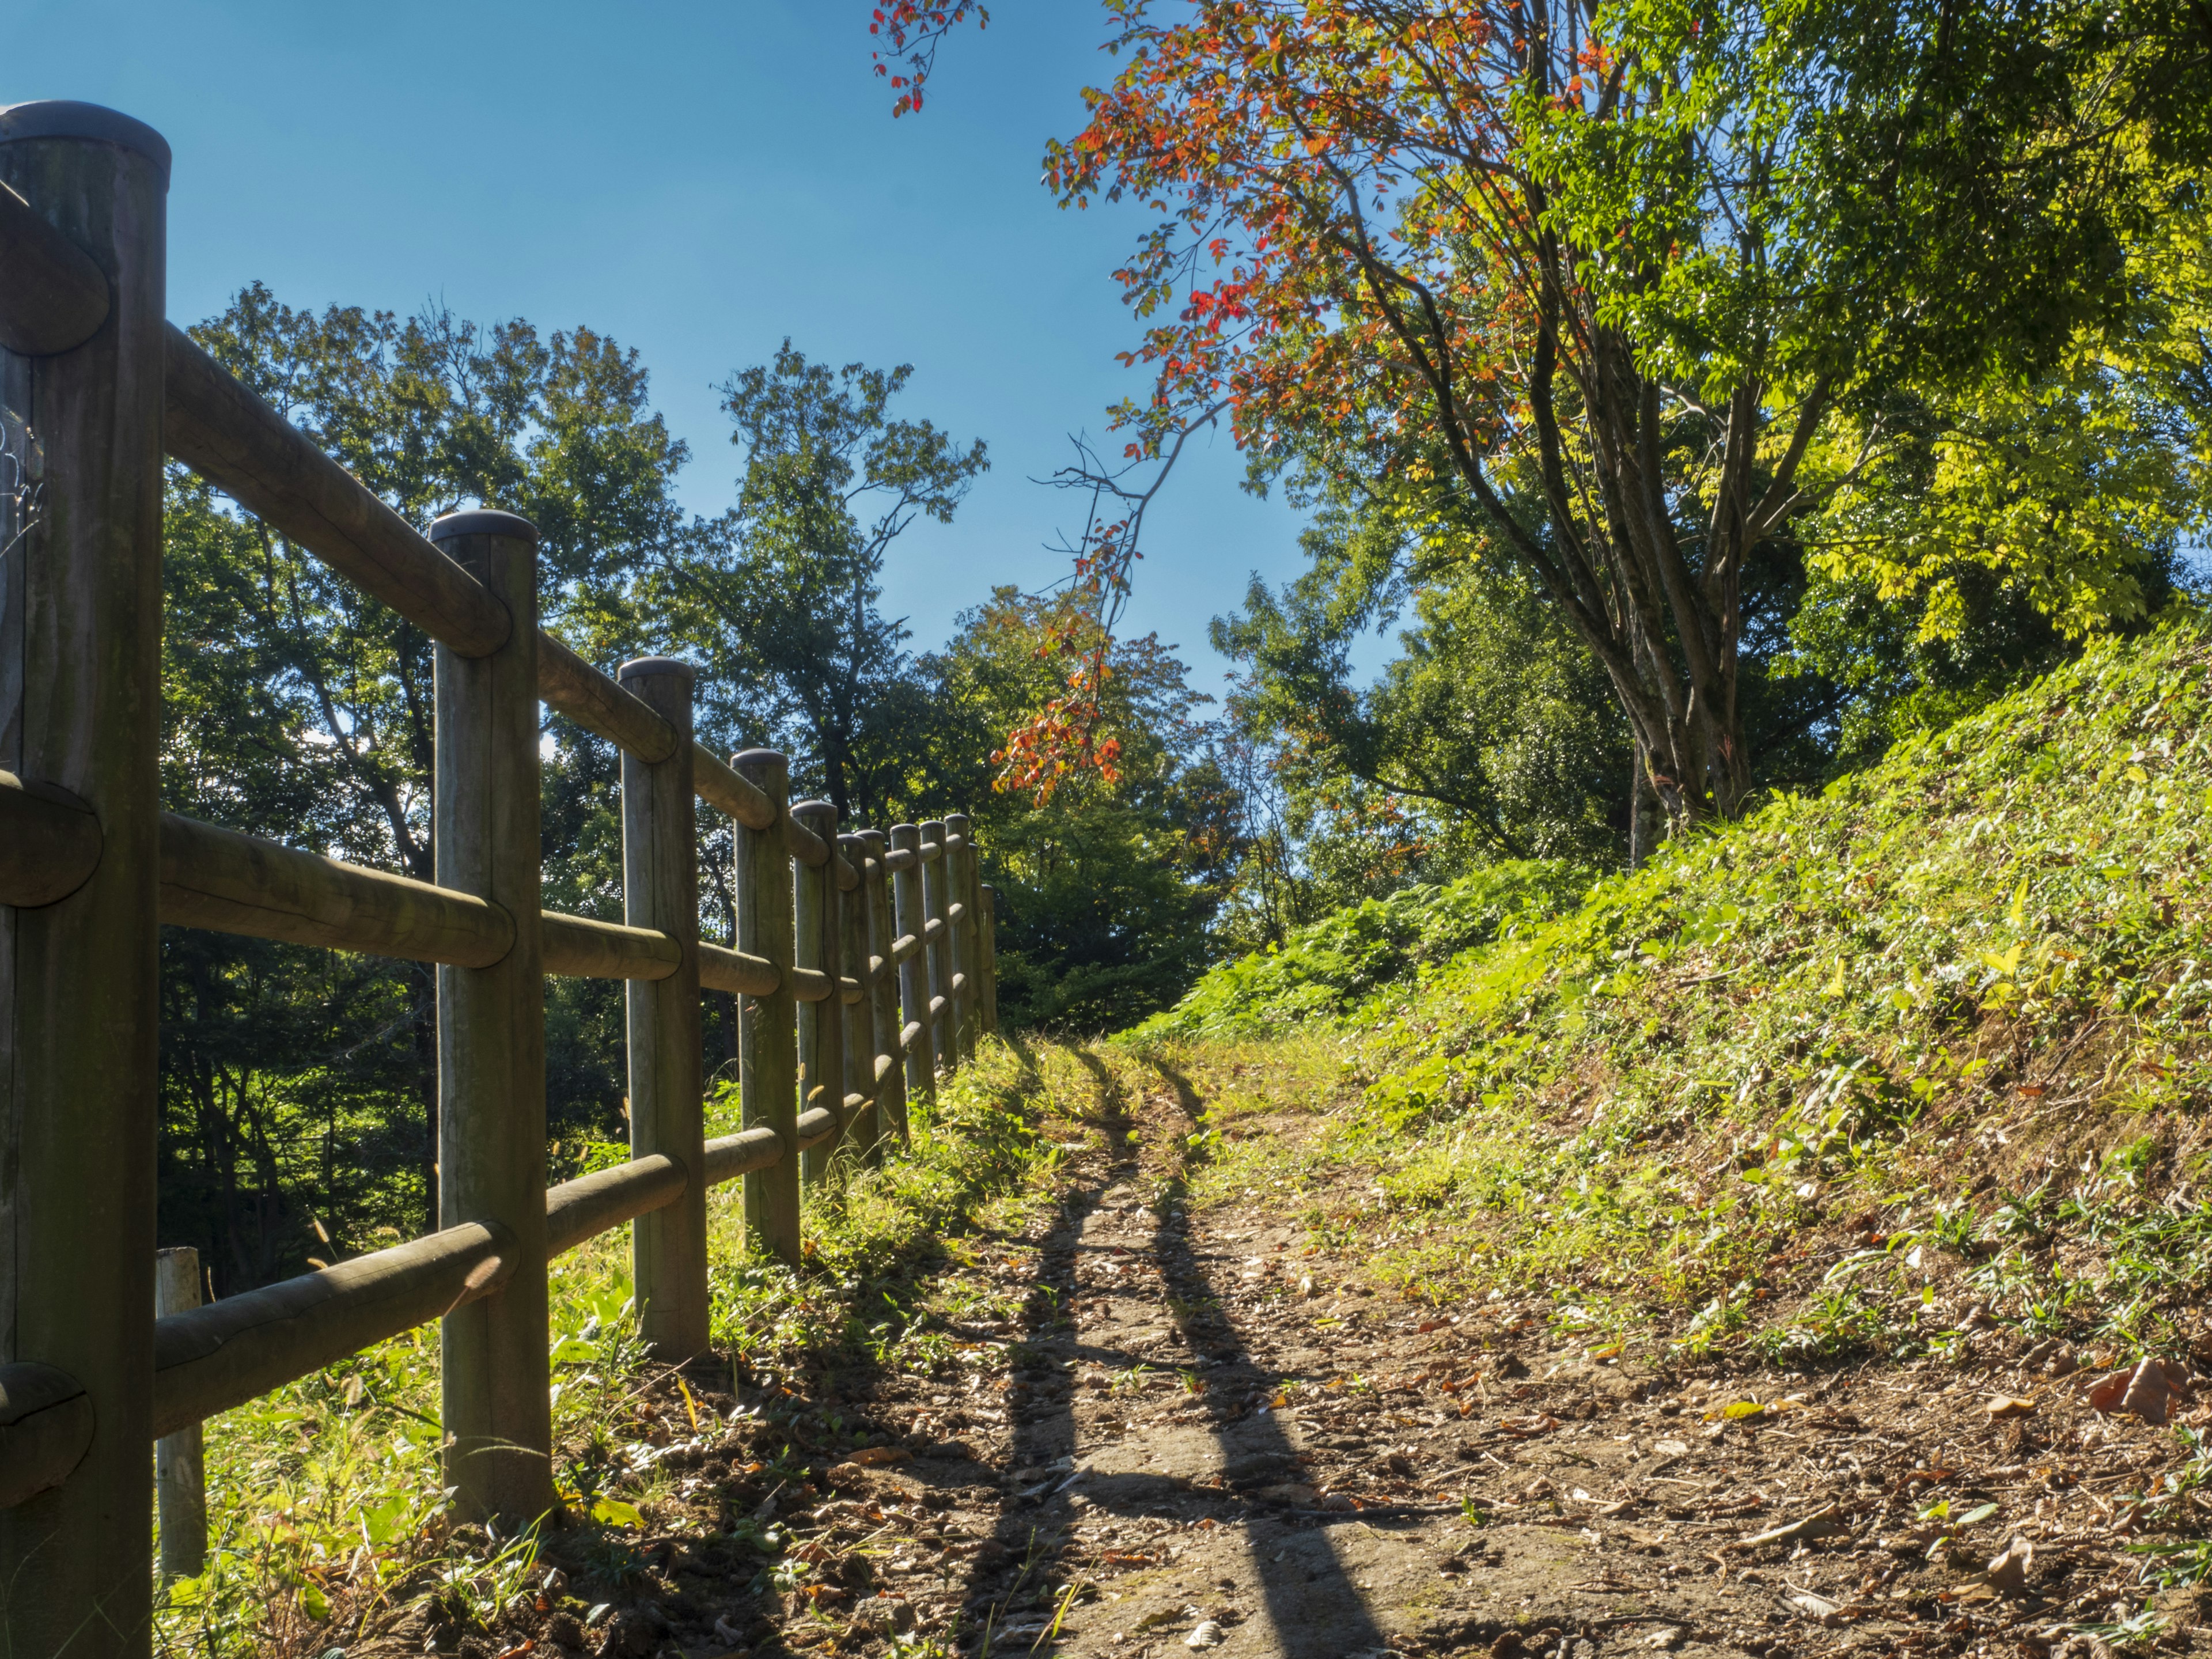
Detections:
[792, 801, 844, 1183]
[734, 752, 801, 1265]
[620, 658, 707, 1358]
[429, 509, 551, 1524]
[919, 819, 953, 1075]
[860, 829, 908, 1145]
[153, 1248, 205, 1578]
[979, 882, 999, 1036]
[945, 812, 978, 1063]
[891, 823, 937, 1109]
[0, 100, 169, 1655]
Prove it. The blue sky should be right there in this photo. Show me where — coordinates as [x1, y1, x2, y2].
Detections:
[7, 1, 1359, 694]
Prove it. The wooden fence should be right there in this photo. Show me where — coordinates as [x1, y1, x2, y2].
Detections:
[0, 100, 1001, 1653]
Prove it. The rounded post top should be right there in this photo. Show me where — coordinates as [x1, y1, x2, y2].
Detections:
[889, 823, 920, 847]
[919, 817, 947, 834]
[0, 101, 172, 187]
[857, 827, 888, 850]
[618, 656, 694, 685]
[790, 799, 838, 824]
[732, 747, 786, 773]
[944, 812, 972, 831]
[429, 508, 539, 546]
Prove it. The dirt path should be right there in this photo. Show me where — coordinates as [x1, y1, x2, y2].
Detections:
[897, 1058, 2212, 1659]
[441, 1048, 2212, 1659]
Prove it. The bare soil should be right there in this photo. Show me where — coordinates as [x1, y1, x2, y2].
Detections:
[381, 1055, 2212, 1659]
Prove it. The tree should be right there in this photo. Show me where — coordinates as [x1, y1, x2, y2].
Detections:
[161, 286, 694, 1289]
[881, 0, 2205, 830]
[646, 343, 988, 823]
[933, 589, 1243, 1029]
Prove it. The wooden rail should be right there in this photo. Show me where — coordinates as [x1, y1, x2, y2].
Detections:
[0, 100, 1003, 1650]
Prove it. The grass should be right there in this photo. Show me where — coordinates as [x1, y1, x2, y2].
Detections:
[1127, 605, 2212, 1369]
[153, 1035, 1105, 1658]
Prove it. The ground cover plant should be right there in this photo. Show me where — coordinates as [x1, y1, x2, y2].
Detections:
[1136, 607, 2212, 1365]
[153, 1039, 1103, 1658]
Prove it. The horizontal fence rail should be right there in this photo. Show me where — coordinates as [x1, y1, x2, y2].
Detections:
[0, 100, 1006, 1653]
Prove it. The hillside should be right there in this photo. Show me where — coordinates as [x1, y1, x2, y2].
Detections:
[1138, 607, 2212, 1363]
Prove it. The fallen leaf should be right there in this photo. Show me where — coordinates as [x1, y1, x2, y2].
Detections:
[1185, 1622, 1225, 1650]
[1652, 1439, 1692, 1458]
[1787, 1589, 1842, 1622]
[1499, 1413, 1560, 1437]
[1983, 1534, 2035, 1594]
[2085, 1368, 2131, 1411]
[2119, 1357, 2173, 1424]
[1985, 1395, 2037, 1419]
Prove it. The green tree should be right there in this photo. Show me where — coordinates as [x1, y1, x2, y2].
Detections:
[646, 342, 988, 823]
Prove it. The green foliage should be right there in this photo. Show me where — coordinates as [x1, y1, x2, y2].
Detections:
[1130, 860, 1591, 1043]
[1162, 609, 2212, 1361]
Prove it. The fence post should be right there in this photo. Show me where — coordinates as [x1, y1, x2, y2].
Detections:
[429, 509, 551, 1525]
[837, 832, 882, 1165]
[734, 751, 801, 1266]
[978, 882, 999, 1036]
[153, 1248, 206, 1577]
[620, 658, 707, 1359]
[859, 829, 908, 1145]
[890, 823, 936, 1109]
[0, 101, 169, 1653]
[945, 812, 978, 1063]
[919, 818, 954, 1074]
[792, 801, 844, 1183]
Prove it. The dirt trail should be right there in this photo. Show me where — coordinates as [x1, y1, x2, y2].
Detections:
[912, 1058, 2212, 1659]
[403, 1050, 2212, 1659]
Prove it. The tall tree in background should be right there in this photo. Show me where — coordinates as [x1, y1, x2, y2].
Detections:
[649, 342, 988, 821]
[875, 0, 2206, 831]
[162, 286, 690, 1290]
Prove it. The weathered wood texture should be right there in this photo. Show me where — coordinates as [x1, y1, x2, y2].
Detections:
[539, 631, 675, 762]
[704, 1126, 785, 1184]
[546, 1155, 687, 1259]
[0, 767, 100, 906]
[163, 325, 509, 658]
[695, 744, 774, 831]
[153, 1247, 206, 1577]
[891, 824, 937, 1108]
[861, 830, 909, 1145]
[698, 940, 778, 998]
[429, 510, 552, 1523]
[0, 1361, 94, 1510]
[919, 819, 955, 1073]
[541, 910, 678, 979]
[793, 801, 846, 1183]
[838, 834, 879, 1165]
[152, 1222, 515, 1437]
[0, 174, 107, 354]
[621, 659, 708, 1358]
[160, 809, 513, 965]
[0, 101, 168, 1654]
[945, 813, 977, 1063]
[736, 751, 801, 1266]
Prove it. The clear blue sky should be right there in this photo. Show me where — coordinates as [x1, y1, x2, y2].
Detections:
[7, 1, 1357, 694]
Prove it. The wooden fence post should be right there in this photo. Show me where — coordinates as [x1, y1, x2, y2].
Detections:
[891, 823, 936, 1108]
[944, 812, 978, 1063]
[860, 829, 908, 1144]
[792, 801, 844, 1183]
[734, 751, 801, 1266]
[0, 101, 169, 1654]
[837, 832, 879, 1165]
[153, 1248, 206, 1577]
[978, 882, 999, 1036]
[620, 658, 707, 1359]
[428, 509, 551, 1525]
[918, 819, 954, 1075]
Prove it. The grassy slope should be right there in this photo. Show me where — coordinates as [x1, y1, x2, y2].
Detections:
[159, 1040, 1107, 1657]
[1135, 610, 2212, 1366]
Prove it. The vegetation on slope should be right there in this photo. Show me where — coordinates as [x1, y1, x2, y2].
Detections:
[1130, 859, 1591, 1041]
[1138, 611, 2212, 1366]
